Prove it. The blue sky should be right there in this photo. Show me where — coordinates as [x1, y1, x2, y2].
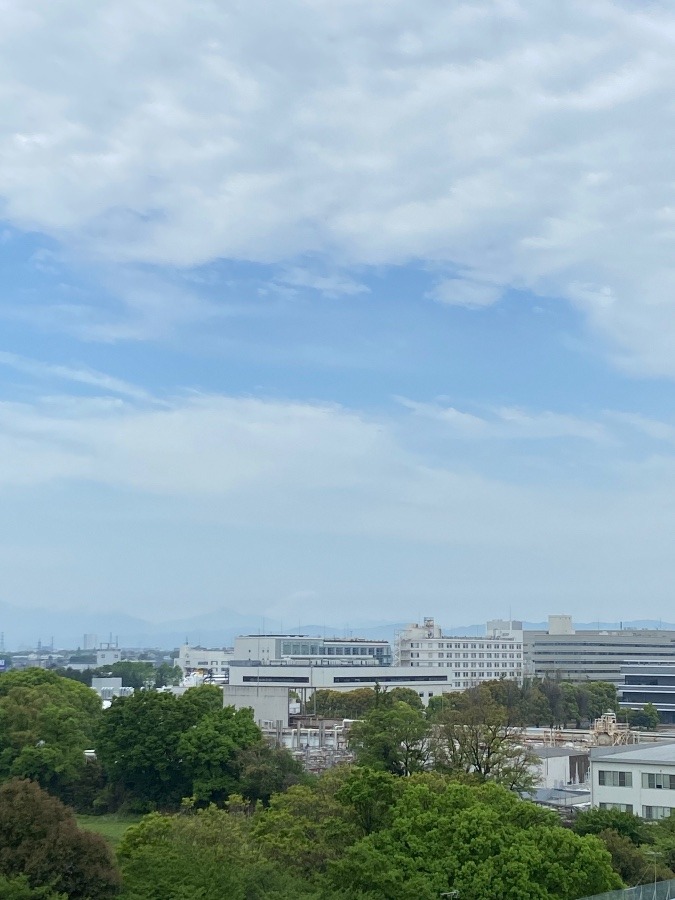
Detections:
[2, 0, 675, 631]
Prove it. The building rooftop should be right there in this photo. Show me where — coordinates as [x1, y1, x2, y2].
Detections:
[532, 746, 590, 759]
[591, 742, 675, 765]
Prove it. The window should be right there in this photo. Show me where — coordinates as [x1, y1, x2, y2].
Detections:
[599, 803, 633, 813]
[598, 770, 632, 787]
[643, 806, 674, 820]
[643, 773, 675, 790]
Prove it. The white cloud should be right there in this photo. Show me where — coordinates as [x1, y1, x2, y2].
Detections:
[4, 380, 675, 616]
[401, 398, 610, 442]
[0, 351, 155, 401]
[0, 2, 675, 367]
[428, 278, 501, 309]
[273, 267, 370, 298]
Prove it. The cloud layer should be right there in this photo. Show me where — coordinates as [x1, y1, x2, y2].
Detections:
[1, 358, 675, 617]
[2, 1, 675, 368]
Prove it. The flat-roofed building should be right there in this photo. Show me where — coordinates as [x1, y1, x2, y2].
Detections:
[591, 742, 675, 819]
[227, 662, 453, 704]
[619, 661, 675, 724]
[232, 634, 392, 666]
[524, 616, 675, 683]
[396, 617, 523, 688]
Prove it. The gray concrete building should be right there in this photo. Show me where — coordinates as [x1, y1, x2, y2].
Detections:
[523, 616, 675, 683]
[618, 661, 675, 724]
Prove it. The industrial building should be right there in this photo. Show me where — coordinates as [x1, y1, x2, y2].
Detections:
[523, 615, 675, 683]
[618, 661, 675, 724]
[591, 742, 675, 819]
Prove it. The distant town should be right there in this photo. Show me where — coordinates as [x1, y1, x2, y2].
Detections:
[3, 613, 674, 726]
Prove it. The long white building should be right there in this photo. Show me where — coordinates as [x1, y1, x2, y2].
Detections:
[176, 633, 392, 678]
[226, 662, 453, 704]
[396, 618, 524, 688]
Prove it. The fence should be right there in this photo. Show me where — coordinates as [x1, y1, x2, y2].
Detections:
[579, 880, 675, 900]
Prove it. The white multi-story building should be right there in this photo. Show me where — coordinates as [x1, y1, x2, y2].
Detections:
[176, 635, 393, 678]
[396, 618, 523, 688]
[232, 634, 392, 666]
[176, 644, 234, 677]
[227, 662, 454, 704]
[591, 743, 675, 819]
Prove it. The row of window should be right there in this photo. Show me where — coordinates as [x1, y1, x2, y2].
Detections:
[598, 771, 675, 790]
[411, 662, 520, 674]
[600, 803, 675, 820]
[408, 652, 521, 659]
[281, 643, 385, 656]
[407, 642, 519, 650]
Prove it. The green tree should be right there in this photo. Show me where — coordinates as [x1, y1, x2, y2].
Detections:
[585, 682, 618, 720]
[596, 829, 674, 886]
[560, 682, 581, 728]
[178, 684, 225, 721]
[385, 687, 424, 710]
[334, 767, 403, 835]
[96, 691, 191, 810]
[311, 688, 378, 718]
[93, 661, 156, 690]
[0, 778, 120, 899]
[0, 669, 102, 807]
[626, 703, 660, 730]
[522, 681, 553, 726]
[0, 875, 65, 899]
[236, 743, 305, 806]
[349, 702, 431, 776]
[178, 706, 262, 804]
[434, 684, 537, 792]
[327, 781, 621, 900]
[119, 807, 318, 900]
[252, 775, 360, 880]
[154, 663, 182, 688]
[573, 807, 647, 845]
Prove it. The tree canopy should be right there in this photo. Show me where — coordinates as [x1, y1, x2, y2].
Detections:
[0, 669, 102, 807]
[0, 778, 120, 899]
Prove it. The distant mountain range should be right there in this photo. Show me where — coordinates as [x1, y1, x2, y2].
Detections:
[2, 599, 675, 651]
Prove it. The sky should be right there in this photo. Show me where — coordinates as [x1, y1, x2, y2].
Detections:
[3, 0, 675, 631]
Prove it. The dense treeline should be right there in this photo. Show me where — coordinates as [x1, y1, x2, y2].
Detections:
[314, 677, 658, 729]
[54, 661, 182, 691]
[0, 671, 305, 814]
[0, 667, 669, 898]
[115, 770, 622, 900]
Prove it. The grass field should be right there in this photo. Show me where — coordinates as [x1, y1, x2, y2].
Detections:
[75, 813, 143, 849]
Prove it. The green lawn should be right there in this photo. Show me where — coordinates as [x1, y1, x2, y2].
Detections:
[75, 813, 143, 849]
